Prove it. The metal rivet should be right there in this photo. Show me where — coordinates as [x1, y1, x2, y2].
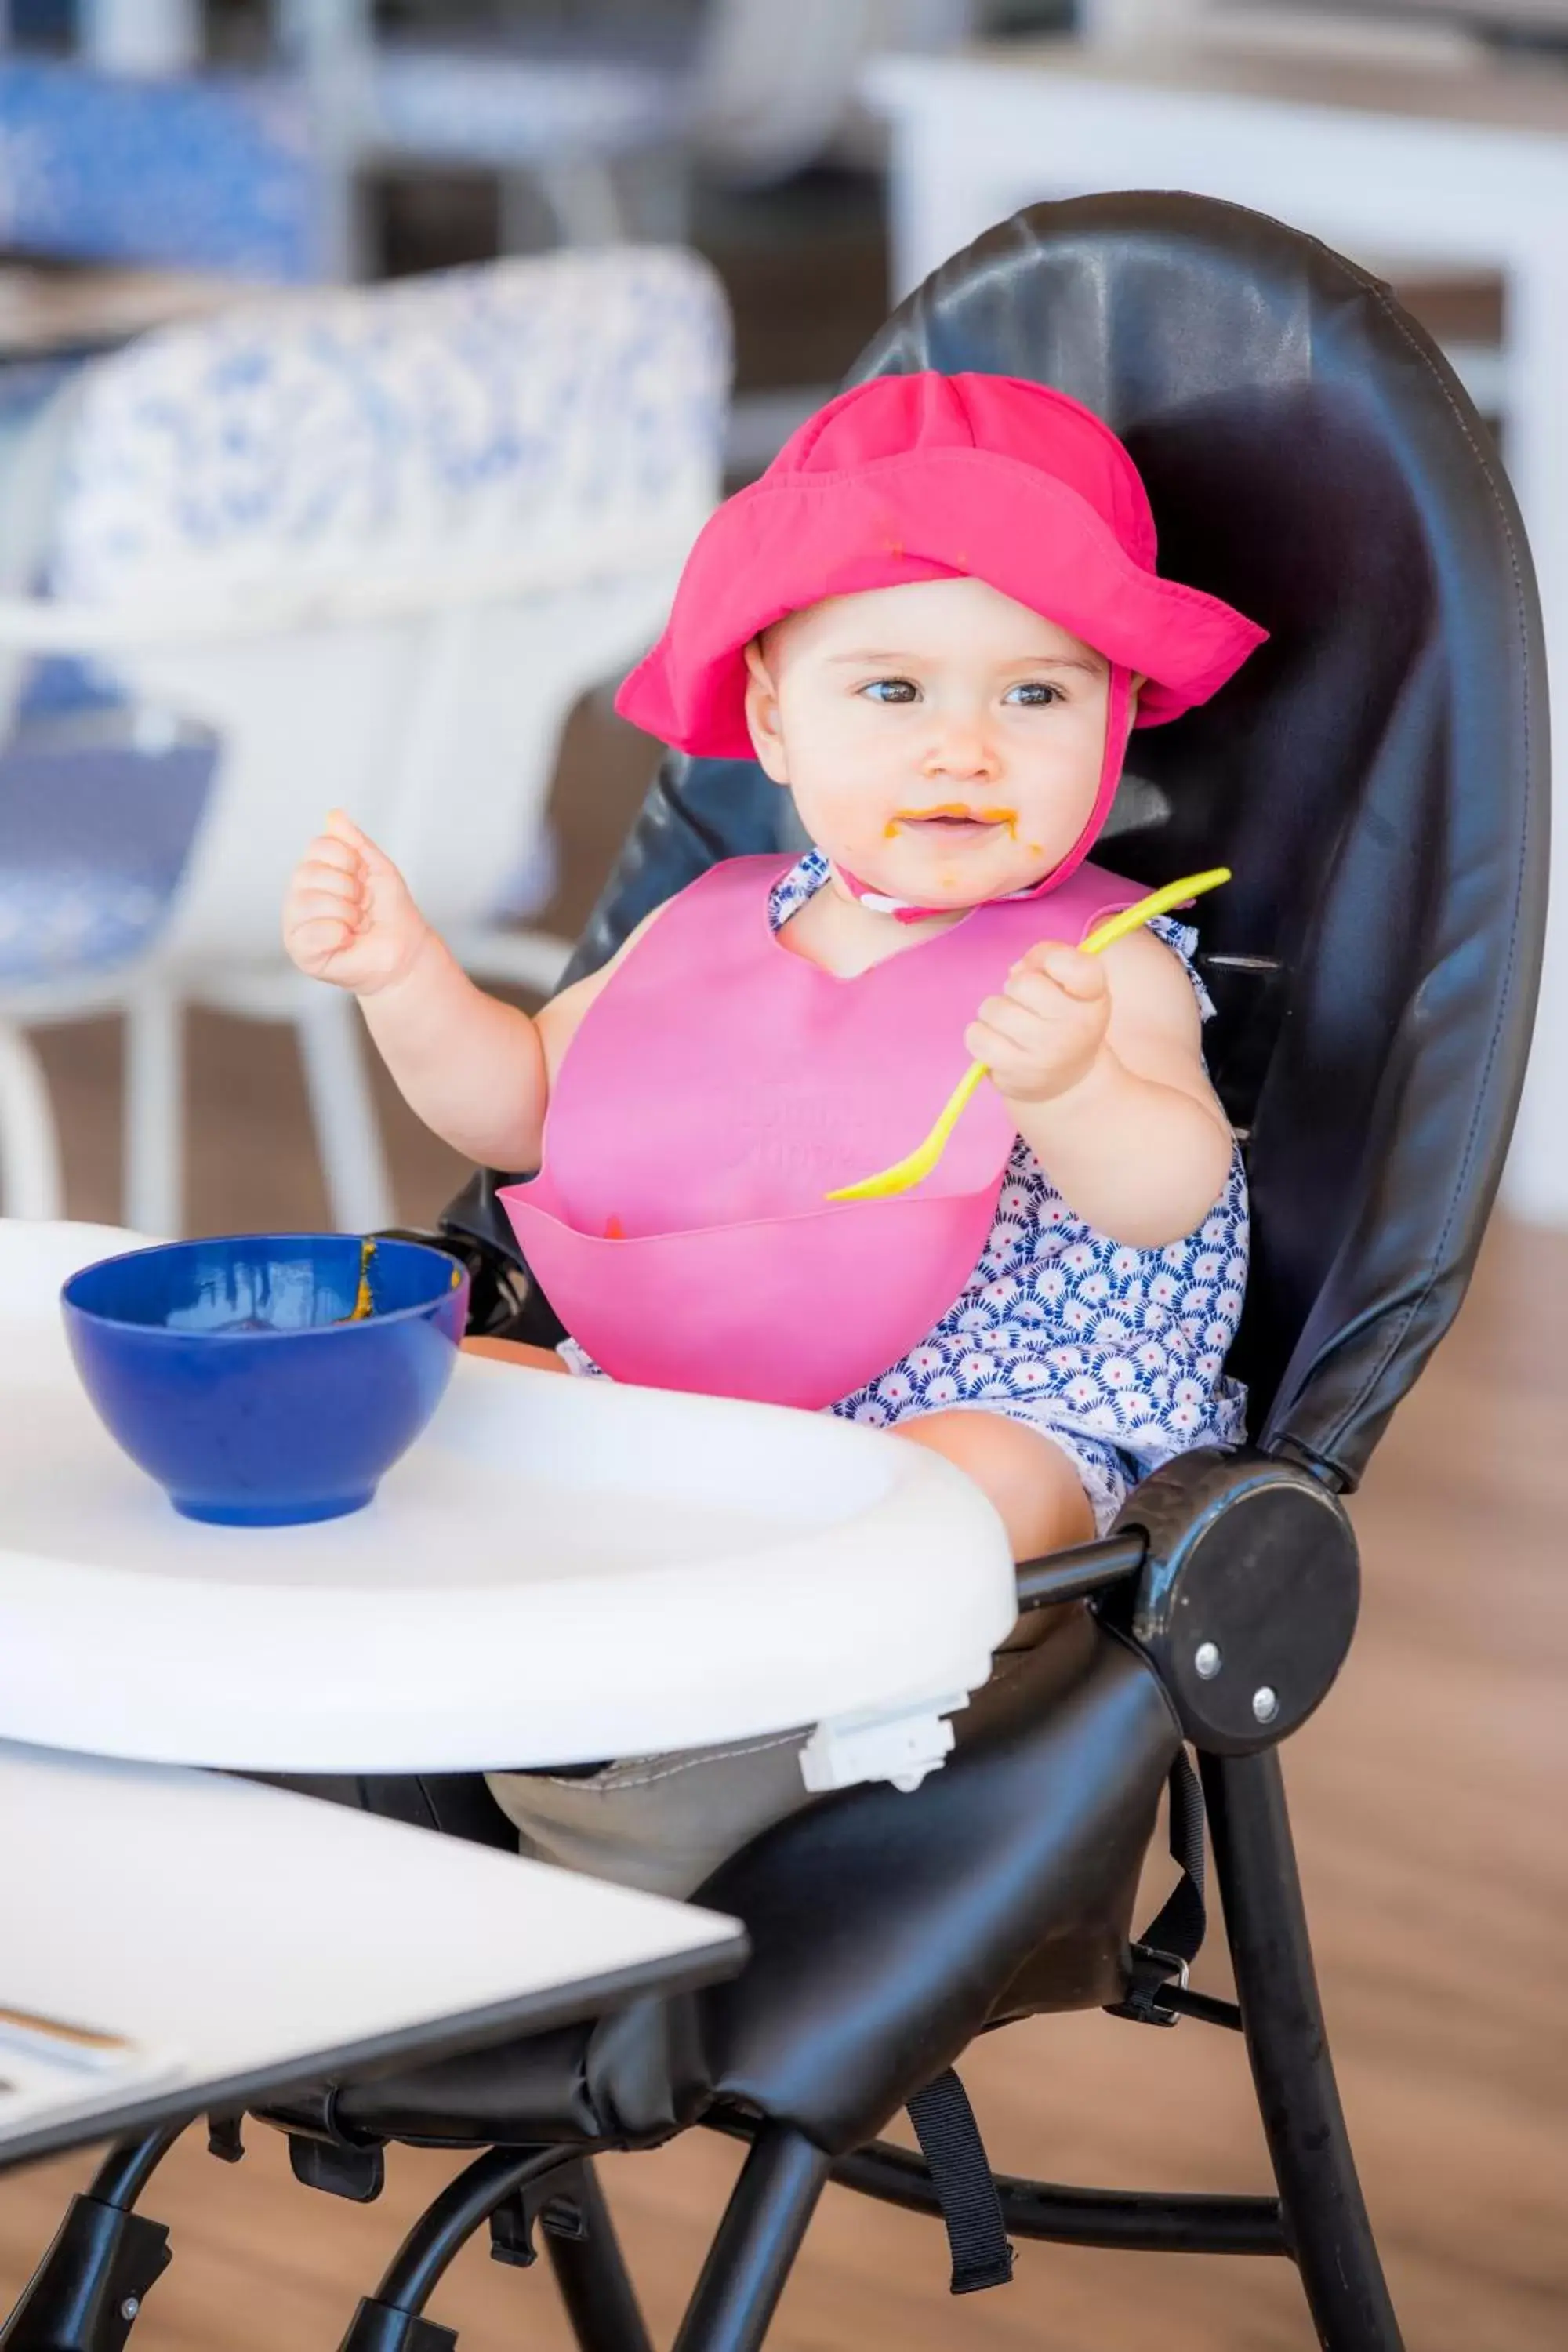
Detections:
[1251, 1685, 1279, 1725]
[120, 2299, 140, 2321]
[1193, 1640, 1221, 1680]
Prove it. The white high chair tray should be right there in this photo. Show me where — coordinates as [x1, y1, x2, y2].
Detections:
[0, 1223, 1017, 1779]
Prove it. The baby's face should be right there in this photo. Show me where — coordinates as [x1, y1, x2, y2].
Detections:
[744, 577, 1120, 909]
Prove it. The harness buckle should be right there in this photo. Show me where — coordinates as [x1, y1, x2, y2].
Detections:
[1106, 1941, 1191, 2028]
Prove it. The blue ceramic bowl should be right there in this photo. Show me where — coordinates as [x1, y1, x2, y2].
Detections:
[62, 1234, 470, 1526]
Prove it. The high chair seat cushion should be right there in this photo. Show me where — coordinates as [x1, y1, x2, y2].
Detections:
[331, 1615, 1178, 2158]
[676, 1612, 1174, 2153]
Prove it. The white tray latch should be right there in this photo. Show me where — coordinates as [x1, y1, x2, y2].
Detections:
[797, 1690, 974, 1795]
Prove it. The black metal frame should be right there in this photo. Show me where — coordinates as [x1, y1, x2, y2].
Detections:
[2, 1455, 1402, 2352]
[0, 2132, 180, 2352]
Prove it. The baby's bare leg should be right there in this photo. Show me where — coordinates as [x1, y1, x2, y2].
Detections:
[461, 1336, 569, 1372]
[895, 1408, 1095, 1562]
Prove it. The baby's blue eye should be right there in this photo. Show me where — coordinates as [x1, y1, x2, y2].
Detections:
[861, 678, 919, 703]
[1005, 681, 1065, 706]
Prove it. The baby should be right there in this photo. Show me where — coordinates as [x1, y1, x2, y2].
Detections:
[284, 372, 1265, 1896]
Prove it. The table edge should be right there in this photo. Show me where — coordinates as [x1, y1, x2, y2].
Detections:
[0, 1922, 747, 2176]
[865, 35, 1568, 144]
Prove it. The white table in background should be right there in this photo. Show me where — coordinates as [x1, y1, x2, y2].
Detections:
[864, 34, 1568, 1229]
[0, 1222, 1016, 1795]
[0, 1738, 744, 2172]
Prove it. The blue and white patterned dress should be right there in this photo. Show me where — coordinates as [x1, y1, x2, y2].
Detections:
[563, 848, 1249, 1532]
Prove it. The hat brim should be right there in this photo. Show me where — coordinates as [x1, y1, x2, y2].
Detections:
[616, 447, 1268, 757]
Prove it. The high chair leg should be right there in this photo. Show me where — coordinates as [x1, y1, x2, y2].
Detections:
[337, 2145, 579, 2352]
[1203, 1750, 1405, 2351]
[0, 2129, 182, 2350]
[671, 2127, 831, 2352]
[542, 2161, 653, 2352]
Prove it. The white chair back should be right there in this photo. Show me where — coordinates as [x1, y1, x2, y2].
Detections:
[693, 0, 973, 186]
[46, 245, 728, 969]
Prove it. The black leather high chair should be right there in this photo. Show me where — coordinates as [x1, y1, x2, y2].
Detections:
[6, 192, 1544, 2352]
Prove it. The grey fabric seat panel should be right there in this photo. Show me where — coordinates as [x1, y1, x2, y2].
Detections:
[334, 1617, 1178, 2156]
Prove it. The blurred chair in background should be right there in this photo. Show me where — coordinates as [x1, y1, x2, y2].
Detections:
[0, 47, 325, 278]
[280, 0, 702, 269]
[279, 1, 976, 250]
[0, 2, 974, 281]
[0, 1021, 56, 1216]
[0, 242, 728, 1232]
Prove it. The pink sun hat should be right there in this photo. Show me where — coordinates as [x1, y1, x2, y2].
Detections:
[615, 370, 1268, 760]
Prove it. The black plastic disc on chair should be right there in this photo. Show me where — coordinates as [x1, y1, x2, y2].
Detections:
[9, 191, 1542, 2352]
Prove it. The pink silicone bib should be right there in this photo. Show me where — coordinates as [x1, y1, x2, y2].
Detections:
[500, 855, 1142, 1410]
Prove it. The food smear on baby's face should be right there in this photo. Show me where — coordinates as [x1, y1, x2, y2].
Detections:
[884, 804, 1019, 841]
[604, 1215, 626, 1240]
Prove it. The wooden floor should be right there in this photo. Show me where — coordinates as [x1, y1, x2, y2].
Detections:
[4, 702, 1566, 2347]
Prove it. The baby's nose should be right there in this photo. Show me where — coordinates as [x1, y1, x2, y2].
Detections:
[923, 718, 998, 779]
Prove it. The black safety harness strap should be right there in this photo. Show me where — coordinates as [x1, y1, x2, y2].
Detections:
[905, 1753, 1213, 2293]
[905, 2066, 1015, 2294]
[1105, 1748, 1207, 2025]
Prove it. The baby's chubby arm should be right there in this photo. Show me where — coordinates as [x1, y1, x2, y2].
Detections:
[282, 812, 630, 1173]
[966, 926, 1234, 1248]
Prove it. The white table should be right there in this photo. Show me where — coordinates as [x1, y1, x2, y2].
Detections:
[0, 1738, 744, 2171]
[0, 1222, 1016, 1795]
[865, 35, 1568, 1229]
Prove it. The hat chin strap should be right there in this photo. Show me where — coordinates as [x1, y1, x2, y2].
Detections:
[834, 665, 1134, 926]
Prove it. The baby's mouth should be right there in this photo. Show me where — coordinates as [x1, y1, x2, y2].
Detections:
[886, 804, 1018, 840]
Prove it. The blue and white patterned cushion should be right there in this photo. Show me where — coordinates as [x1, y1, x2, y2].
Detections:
[0, 858, 165, 978]
[0, 60, 319, 279]
[0, 736, 214, 982]
[48, 247, 730, 606]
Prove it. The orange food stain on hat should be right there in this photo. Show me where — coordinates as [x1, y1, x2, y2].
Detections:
[604, 1215, 626, 1240]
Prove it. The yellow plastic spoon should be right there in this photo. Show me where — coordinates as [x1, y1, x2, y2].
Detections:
[825, 868, 1232, 1204]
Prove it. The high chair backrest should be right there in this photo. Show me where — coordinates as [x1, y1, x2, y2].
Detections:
[544, 194, 1545, 1486]
[39, 246, 728, 966]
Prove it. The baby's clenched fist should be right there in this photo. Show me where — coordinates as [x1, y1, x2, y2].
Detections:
[283, 811, 429, 996]
[965, 938, 1112, 1105]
